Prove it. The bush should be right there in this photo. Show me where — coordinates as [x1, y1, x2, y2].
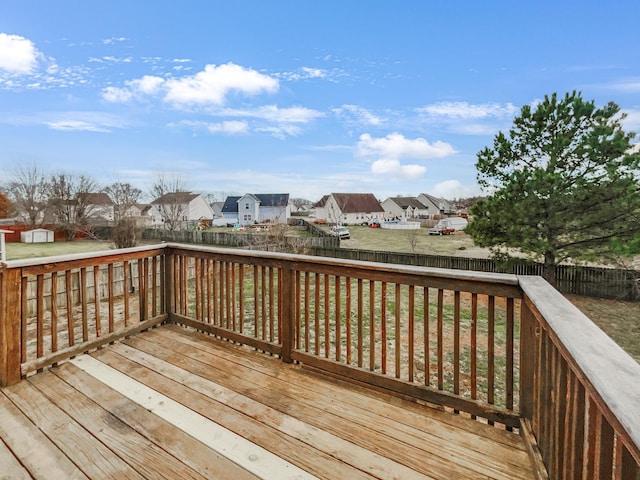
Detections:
[112, 218, 140, 248]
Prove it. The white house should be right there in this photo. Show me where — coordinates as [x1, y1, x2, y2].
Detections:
[122, 203, 153, 227]
[150, 192, 214, 229]
[317, 193, 384, 225]
[381, 197, 430, 221]
[416, 193, 456, 217]
[221, 194, 290, 226]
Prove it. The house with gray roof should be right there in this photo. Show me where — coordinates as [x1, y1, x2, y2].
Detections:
[381, 196, 430, 221]
[416, 193, 457, 217]
[221, 193, 290, 225]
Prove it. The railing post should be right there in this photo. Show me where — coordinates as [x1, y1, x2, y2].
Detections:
[280, 264, 295, 363]
[519, 298, 537, 420]
[163, 249, 175, 320]
[0, 266, 22, 386]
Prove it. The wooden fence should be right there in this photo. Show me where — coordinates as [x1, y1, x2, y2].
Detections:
[141, 227, 339, 250]
[312, 247, 640, 301]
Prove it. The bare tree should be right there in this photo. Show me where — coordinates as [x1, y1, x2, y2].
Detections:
[405, 228, 419, 253]
[7, 164, 50, 226]
[47, 172, 98, 240]
[150, 173, 190, 231]
[104, 181, 142, 222]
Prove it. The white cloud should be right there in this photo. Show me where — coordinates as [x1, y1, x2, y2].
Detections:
[622, 108, 640, 132]
[164, 63, 279, 106]
[255, 124, 304, 139]
[356, 133, 456, 179]
[597, 78, 640, 93]
[176, 119, 249, 135]
[207, 120, 248, 134]
[357, 133, 456, 159]
[102, 86, 133, 102]
[45, 120, 110, 133]
[129, 75, 165, 94]
[280, 66, 328, 81]
[371, 158, 426, 178]
[103, 37, 127, 45]
[251, 105, 324, 123]
[103, 63, 280, 108]
[0, 33, 39, 74]
[333, 104, 384, 126]
[432, 180, 481, 199]
[416, 101, 518, 119]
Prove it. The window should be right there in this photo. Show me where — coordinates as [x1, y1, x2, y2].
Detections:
[244, 214, 252, 221]
[245, 203, 250, 210]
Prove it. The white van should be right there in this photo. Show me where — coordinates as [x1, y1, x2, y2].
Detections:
[428, 217, 468, 235]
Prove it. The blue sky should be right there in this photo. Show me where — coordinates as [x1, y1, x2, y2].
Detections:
[1, 1, 639, 202]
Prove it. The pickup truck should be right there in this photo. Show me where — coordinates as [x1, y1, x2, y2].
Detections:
[428, 225, 455, 235]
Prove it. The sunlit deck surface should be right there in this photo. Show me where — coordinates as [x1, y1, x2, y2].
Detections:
[0, 324, 535, 480]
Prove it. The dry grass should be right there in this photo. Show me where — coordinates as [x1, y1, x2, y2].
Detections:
[6, 240, 117, 260]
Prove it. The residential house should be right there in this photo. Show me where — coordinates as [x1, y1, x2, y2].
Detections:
[210, 201, 225, 219]
[221, 193, 290, 226]
[150, 192, 214, 229]
[317, 193, 384, 225]
[381, 197, 430, 221]
[84, 192, 115, 225]
[416, 193, 456, 217]
[121, 203, 153, 227]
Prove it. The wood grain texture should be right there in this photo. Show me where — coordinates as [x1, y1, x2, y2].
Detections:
[0, 324, 538, 479]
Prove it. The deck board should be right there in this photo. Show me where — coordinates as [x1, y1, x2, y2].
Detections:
[127, 327, 532, 479]
[0, 392, 89, 480]
[0, 325, 536, 480]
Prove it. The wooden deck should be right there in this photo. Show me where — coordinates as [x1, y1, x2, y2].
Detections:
[0, 324, 535, 479]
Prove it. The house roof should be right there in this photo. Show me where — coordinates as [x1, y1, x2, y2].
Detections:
[330, 193, 383, 214]
[419, 193, 455, 211]
[254, 193, 289, 207]
[84, 192, 113, 205]
[221, 196, 241, 213]
[151, 192, 200, 205]
[313, 195, 329, 208]
[386, 197, 427, 210]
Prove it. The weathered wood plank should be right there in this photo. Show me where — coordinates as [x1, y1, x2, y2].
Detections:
[121, 328, 533, 479]
[0, 435, 31, 480]
[75, 352, 358, 480]
[161, 323, 526, 450]
[28, 370, 210, 480]
[52, 363, 259, 480]
[2, 379, 146, 479]
[92, 346, 428, 480]
[0, 391, 89, 479]
[520, 276, 640, 464]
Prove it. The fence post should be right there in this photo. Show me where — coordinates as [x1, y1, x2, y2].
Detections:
[0, 266, 22, 386]
[280, 263, 295, 363]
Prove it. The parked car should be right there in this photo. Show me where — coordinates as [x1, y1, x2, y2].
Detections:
[428, 224, 456, 235]
[330, 226, 351, 239]
[428, 217, 468, 235]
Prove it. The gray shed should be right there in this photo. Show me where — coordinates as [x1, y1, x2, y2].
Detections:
[21, 228, 54, 243]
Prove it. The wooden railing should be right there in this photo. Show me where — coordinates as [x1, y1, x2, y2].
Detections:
[1, 243, 639, 478]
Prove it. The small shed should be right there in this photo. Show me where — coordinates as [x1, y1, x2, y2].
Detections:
[21, 228, 55, 243]
[0, 229, 13, 262]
